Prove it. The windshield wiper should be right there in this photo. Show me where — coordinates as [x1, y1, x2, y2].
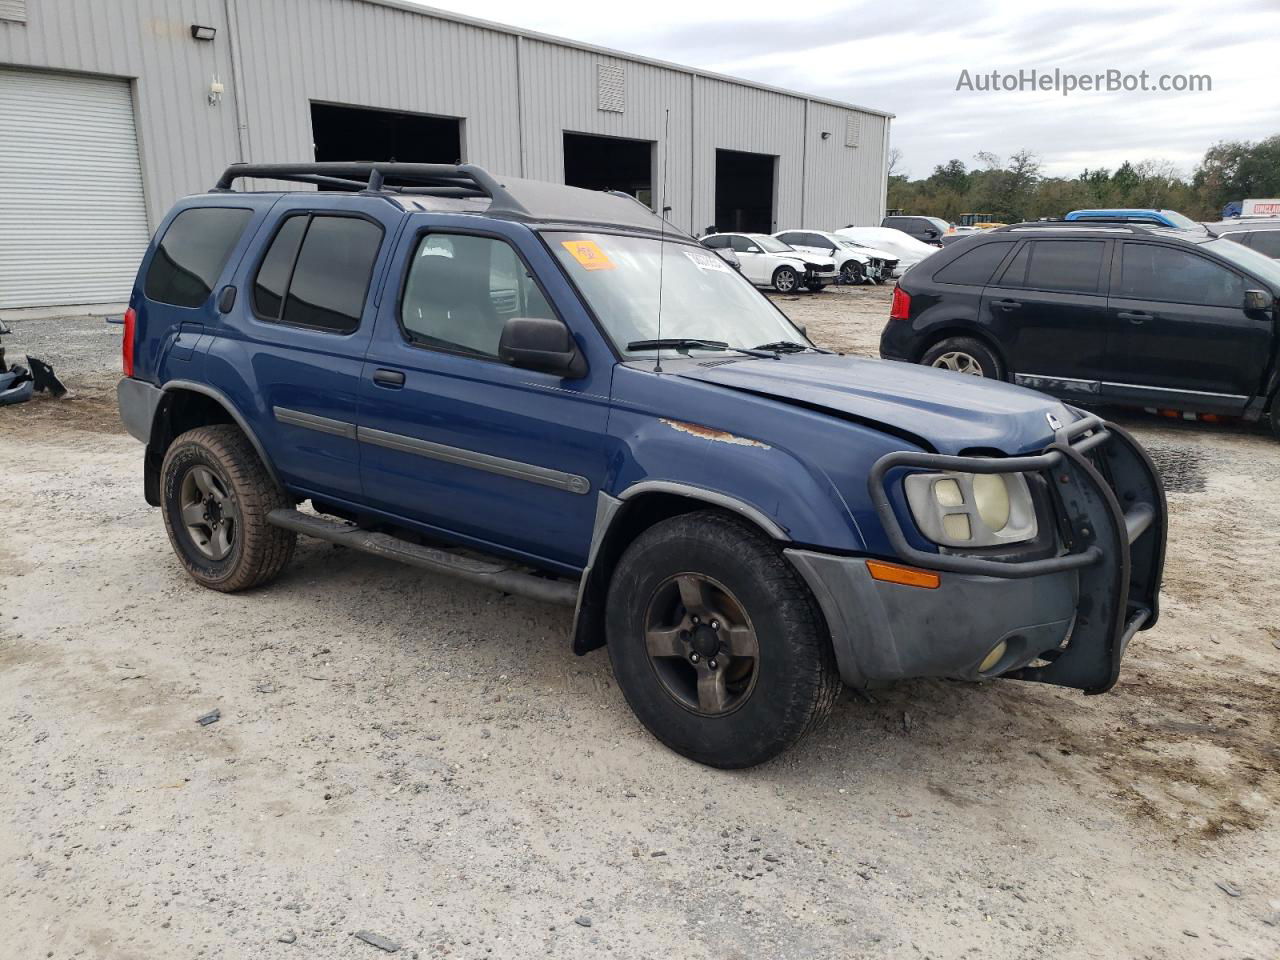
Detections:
[626, 338, 777, 359]
[751, 340, 833, 354]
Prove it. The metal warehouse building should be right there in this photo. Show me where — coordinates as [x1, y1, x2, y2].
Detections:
[0, 0, 893, 310]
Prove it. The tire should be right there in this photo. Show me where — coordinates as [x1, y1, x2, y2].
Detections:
[604, 510, 840, 768]
[920, 336, 1004, 379]
[772, 266, 799, 293]
[840, 261, 866, 285]
[160, 424, 296, 592]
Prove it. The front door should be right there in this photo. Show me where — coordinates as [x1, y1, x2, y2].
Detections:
[981, 237, 1112, 386]
[1104, 240, 1271, 408]
[729, 235, 771, 284]
[357, 222, 612, 573]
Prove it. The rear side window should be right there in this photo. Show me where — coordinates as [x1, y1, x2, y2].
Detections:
[933, 241, 1014, 285]
[251, 214, 383, 333]
[145, 207, 251, 307]
[1248, 231, 1280, 259]
[1117, 243, 1244, 307]
[702, 235, 729, 249]
[1000, 240, 1105, 294]
[399, 233, 555, 359]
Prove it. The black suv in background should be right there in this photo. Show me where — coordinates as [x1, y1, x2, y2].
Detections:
[880, 222, 1280, 436]
[882, 215, 949, 246]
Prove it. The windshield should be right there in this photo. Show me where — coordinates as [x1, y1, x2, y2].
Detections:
[549, 232, 806, 357]
[1203, 237, 1280, 286]
[754, 236, 793, 254]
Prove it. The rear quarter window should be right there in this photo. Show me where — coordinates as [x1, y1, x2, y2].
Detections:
[145, 207, 252, 307]
[932, 241, 1014, 285]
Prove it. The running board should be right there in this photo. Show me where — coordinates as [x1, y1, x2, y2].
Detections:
[266, 509, 578, 606]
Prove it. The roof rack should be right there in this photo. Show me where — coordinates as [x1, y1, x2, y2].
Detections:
[212, 162, 530, 215]
[212, 161, 683, 237]
[995, 220, 1160, 233]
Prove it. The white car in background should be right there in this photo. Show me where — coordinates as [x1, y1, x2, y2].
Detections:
[774, 229, 899, 284]
[700, 232, 838, 292]
[834, 226, 942, 274]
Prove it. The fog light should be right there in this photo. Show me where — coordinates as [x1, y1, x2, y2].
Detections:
[979, 640, 1008, 674]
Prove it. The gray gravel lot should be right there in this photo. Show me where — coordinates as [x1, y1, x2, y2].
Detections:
[1, 289, 1278, 959]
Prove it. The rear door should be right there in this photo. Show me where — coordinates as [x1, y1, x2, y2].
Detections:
[1104, 240, 1270, 407]
[214, 195, 402, 501]
[980, 237, 1112, 386]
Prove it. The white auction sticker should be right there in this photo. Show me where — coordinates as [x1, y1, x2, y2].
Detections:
[683, 249, 732, 273]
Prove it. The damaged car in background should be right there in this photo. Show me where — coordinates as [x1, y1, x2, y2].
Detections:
[116, 162, 1168, 769]
[774, 229, 899, 283]
[700, 232, 838, 291]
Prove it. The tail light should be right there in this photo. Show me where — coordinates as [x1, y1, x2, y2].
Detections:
[889, 286, 911, 321]
[121, 306, 136, 377]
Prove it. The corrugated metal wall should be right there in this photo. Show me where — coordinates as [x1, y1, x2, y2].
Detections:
[0, 0, 889, 249]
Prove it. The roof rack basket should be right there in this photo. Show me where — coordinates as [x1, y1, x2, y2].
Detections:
[211, 162, 529, 215]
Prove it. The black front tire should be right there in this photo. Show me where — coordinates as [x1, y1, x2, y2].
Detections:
[160, 425, 296, 592]
[605, 511, 840, 768]
[919, 336, 1004, 379]
[840, 261, 866, 285]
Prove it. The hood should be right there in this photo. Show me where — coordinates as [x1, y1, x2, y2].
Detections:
[676, 353, 1073, 455]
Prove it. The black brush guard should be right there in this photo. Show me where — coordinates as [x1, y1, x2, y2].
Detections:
[869, 414, 1167, 693]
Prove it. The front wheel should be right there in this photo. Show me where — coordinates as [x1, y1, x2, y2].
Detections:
[920, 336, 1003, 379]
[605, 511, 840, 768]
[772, 266, 799, 293]
[840, 261, 866, 285]
[160, 425, 296, 592]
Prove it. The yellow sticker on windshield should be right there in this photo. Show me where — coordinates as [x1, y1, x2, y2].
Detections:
[561, 239, 615, 270]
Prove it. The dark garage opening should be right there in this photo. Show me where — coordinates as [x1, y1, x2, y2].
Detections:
[311, 102, 463, 167]
[563, 132, 654, 208]
[715, 149, 776, 233]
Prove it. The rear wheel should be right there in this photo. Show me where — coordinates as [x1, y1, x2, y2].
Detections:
[160, 425, 296, 592]
[772, 266, 799, 293]
[605, 511, 840, 768]
[920, 336, 1003, 379]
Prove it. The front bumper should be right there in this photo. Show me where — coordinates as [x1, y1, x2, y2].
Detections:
[786, 415, 1166, 693]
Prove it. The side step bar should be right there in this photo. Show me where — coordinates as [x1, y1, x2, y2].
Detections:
[267, 509, 578, 607]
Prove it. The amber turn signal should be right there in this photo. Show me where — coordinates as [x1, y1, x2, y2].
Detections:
[865, 560, 941, 589]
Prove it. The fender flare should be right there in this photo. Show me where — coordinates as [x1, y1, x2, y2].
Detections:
[156, 379, 283, 490]
[570, 481, 790, 655]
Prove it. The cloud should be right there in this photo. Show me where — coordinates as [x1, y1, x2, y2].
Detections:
[406, 0, 1279, 179]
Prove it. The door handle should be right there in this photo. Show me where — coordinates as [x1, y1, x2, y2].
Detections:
[1118, 311, 1151, 324]
[991, 299, 1021, 310]
[372, 368, 406, 388]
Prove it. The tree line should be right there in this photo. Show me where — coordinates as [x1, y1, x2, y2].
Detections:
[886, 134, 1280, 223]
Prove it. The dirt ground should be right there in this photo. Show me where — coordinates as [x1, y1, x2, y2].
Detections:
[2, 292, 1278, 960]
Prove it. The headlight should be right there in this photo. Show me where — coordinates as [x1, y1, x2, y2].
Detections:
[903, 471, 1038, 548]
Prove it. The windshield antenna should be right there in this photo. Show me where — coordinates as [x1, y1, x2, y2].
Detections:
[654, 108, 671, 373]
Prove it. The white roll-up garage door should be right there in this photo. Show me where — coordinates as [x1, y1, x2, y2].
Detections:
[0, 67, 151, 308]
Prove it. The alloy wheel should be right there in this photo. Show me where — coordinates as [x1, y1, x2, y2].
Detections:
[179, 464, 239, 561]
[643, 573, 760, 716]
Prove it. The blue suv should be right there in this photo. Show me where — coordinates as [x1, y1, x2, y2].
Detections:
[117, 163, 1167, 768]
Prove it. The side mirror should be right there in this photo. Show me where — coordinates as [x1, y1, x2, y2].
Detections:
[498, 316, 587, 379]
[793, 321, 808, 337]
[1244, 288, 1274, 312]
[746, 246, 760, 253]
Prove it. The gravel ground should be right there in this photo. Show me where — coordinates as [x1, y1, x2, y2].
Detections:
[2, 294, 1278, 960]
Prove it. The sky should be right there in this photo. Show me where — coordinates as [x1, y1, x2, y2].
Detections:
[408, 0, 1280, 180]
